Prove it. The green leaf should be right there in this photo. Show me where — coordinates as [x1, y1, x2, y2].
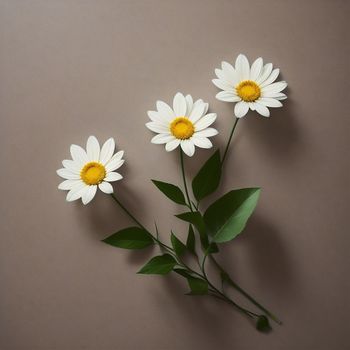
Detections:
[186, 277, 209, 295]
[138, 254, 177, 275]
[152, 180, 186, 205]
[171, 232, 186, 257]
[175, 211, 209, 248]
[186, 225, 196, 255]
[256, 315, 271, 332]
[192, 150, 221, 202]
[203, 188, 261, 243]
[102, 227, 154, 249]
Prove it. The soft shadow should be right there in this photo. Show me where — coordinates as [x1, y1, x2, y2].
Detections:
[75, 179, 149, 241]
[216, 214, 296, 298]
[125, 246, 155, 266]
[244, 96, 303, 163]
[153, 273, 255, 348]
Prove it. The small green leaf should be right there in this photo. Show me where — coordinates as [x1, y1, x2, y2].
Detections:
[256, 315, 271, 332]
[171, 232, 186, 257]
[203, 188, 261, 243]
[152, 180, 186, 205]
[102, 227, 153, 249]
[175, 212, 209, 248]
[192, 150, 222, 201]
[186, 225, 196, 255]
[186, 277, 208, 295]
[138, 254, 177, 275]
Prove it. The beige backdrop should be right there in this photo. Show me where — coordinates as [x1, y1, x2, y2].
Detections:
[1, 1, 349, 349]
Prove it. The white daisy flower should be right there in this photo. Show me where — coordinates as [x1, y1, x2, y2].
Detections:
[146, 92, 218, 157]
[213, 54, 287, 118]
[57, 136, 124, 205]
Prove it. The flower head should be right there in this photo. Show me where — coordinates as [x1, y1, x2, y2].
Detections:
[57, 136, 124, 204]
[213, 54, 287, 118]
[146, 92, 218, 157]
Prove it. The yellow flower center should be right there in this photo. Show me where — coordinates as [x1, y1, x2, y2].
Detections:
[236, 80, 261, 102]
[170, 117, 195, 140]
[80, 162, 106, 185]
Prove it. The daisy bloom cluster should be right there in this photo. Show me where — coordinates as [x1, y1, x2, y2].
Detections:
[213, 54, 287, 118]
[146, 92, 218, 157]
[57, 136, 124, 204]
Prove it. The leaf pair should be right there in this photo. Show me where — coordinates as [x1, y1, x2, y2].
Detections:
[152, 149, 222, 206]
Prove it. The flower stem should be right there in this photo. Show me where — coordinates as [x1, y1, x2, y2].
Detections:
[110, 193, 259, 323]
[110, 193, 173, 252]
[209, 255, 282, 324]
[221, 117, 239, 165]
[179, 149, 193, 212]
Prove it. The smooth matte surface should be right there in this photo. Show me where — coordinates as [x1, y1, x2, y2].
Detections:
[1, 1, 349, 349]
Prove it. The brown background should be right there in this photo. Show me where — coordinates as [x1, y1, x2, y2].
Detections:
[1, 0, 349, 349]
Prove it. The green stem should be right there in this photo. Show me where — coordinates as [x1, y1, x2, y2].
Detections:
[110, 193, 258, 322]
[110, 193, 173, 252]
[209, 255, 282, 324]
[179, 149, 193, 212]
[221, 117, 239, 165]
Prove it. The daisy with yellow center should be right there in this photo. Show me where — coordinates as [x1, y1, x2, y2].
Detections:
[146, 92, 218, 157]
[57, 136, 124, 204]
[213, 54, 287, 118]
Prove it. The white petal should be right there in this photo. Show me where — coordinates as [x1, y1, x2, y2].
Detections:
[234, 101, 250, 118]
[258, 98, 283, 108]
[255, 103, 270, 117]
[82, 185, 97, 205]
[192, 136, 213, 149]
[189, 103, 206, 123]
[105, 172, 123, 182]
[146, 121, 170, 133]
[106, 159, 124, 172]
[62, 160, 80, 174]
[261, 81, 287, 94]
[105, 151, 125, 172]
[262, 91, 287, 100]
[250, 57, 263, 81]
[195, 113, 217, 131]
[99, 181, 114, 194]
[212, 79, 232, 91]
[70, 144, 88, 166]
[216, 91, 241, 102]
[147, 111, 168, 125]
[86, 136, 100, 162]
[156, 101, 175, 121]
[165, 139, 180, 152]
[249, 102, 256, 111]
[173, 92, 187, 116]
[221, 61, 239, 85]
[185, 95, 193, 115]
[194, 128, 218, 138]
[203, 102, 209, 115]
[256, 63, 273, 84]
[180, 140, 195, 157]
[57, 168, 80, 180]
[105, 150, 124, 166]
[151, 134, 175, 144]
[100, 138, 115, 165]
[58, 179, 81, 190]
[215, 68, 230, 83]
[260, 69, 280, 88]
[235, 54, 250, 81]
[66, 182, 87, 202]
